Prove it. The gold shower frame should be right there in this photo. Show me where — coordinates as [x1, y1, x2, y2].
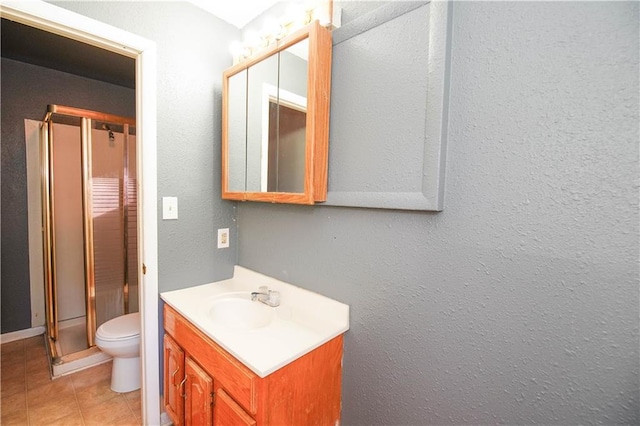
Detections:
[42, 104, 136, 363]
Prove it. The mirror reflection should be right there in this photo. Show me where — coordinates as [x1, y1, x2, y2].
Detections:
[223, 20, 332, 204]
[246, 53, 278, 192]
[230, 38, 309, 194]
[271, 39, 309, 193]
[227, 69, 247, 192]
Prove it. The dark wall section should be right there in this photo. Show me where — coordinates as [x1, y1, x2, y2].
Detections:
[1, 57, 135, 333]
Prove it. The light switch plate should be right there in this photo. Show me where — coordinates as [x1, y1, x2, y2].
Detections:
[162, 197, 178, 220]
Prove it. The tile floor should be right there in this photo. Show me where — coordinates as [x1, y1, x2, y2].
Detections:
[1, 335, 141, 425]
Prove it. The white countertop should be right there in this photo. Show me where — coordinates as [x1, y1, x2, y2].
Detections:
[160, 266, 349, 378]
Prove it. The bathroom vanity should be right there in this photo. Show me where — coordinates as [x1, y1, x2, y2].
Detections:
[160, 267, 349, 425]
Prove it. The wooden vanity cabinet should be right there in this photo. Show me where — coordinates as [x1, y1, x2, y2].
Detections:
[163, 334, 185, 425]
[163, 304, 343, 426]
[165, 335, 247, 426]
[215, 389, 256, 426]
[185, 358, 214, 426]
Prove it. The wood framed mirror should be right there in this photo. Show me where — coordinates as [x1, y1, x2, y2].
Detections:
[222, 21, 332, 204]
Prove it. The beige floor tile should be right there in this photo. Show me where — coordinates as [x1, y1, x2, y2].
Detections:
[27, 392, 80, 425]
[2, 336, 148, 426]
[70, 362, 112, 390]
[1, 407, 28, 425]
[26, 367, 52, 391]
[27, 376, 75, 407]
[123, 388, 140, 401]
[23, 335, 45, 348]
[1, 371, 27, 398]
[1, 340, 24, 355]
[113, 413, 141, 426]
[86, 413, 140, 426]
[1, 350, 25, 370]
[124, 389, 142, 421]
[25, 352, 49, 373]
[46, 411, 86, 426]
[1, 390, 27, 415]
[25, 344, 47, 362]
[75, 376, 120, 410]
[1, 358, 26, 381]
[81, 394, 133, 425]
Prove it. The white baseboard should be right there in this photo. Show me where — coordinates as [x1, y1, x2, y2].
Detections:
[0, 326, 46, 344]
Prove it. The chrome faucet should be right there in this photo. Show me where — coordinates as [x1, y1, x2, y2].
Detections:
[251, 286, 280, 307]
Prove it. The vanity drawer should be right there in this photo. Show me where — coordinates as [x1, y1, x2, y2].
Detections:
[164, 305, 259, 415]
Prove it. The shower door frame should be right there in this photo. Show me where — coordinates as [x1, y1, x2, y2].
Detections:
[41, 119, 58, 346]
[43, 105, 136, 352]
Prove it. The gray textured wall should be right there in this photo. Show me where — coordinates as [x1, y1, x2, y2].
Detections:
[14, 1, 638, 424]
[53, 1, 239, 293]
[237, 2, 639, 425]
[0, 58, 136, 333]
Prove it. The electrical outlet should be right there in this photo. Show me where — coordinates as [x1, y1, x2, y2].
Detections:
[217, 228, 230, 249]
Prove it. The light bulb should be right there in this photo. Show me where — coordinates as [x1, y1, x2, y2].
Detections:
[244, 30, 261, 49]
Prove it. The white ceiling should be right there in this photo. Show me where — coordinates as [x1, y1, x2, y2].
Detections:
[187, 0, 281, 28]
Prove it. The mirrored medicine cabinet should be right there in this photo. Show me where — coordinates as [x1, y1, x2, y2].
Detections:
[222, 21, 332, 204]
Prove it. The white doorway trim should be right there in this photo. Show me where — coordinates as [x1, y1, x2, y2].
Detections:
[0, 2, 160, 424]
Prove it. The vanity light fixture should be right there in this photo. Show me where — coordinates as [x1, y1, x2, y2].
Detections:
[229, 0, 339, 64]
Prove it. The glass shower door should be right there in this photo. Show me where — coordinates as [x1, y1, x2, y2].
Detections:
[90, 123, 136, 330]
[40, 106, 137, 359]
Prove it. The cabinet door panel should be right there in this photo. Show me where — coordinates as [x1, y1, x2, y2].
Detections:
[214, 389, 256, 426]
[185, 358, 213, 426]
[164, 334, 185, 426]
[164, 305, 258, 415]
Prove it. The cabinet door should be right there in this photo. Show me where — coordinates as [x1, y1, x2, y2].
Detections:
[185, 358, 213, 426]
[214, 389, 256, 426]
[164, 334, 185, 426]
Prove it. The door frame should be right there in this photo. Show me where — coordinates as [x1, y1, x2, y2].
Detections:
[0, 1, 160, 424]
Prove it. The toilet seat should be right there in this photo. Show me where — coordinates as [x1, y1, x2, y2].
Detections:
[96, 312, 140, 341]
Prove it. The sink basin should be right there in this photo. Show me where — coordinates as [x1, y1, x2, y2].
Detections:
[205, 293, 275, 331]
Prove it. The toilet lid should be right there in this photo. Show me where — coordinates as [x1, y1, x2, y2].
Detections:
[97, 312, 140, 340]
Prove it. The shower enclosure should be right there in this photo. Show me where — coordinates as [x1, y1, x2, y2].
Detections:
[40, 105, 138, 374]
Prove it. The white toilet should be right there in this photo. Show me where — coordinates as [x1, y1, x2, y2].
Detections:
[95, 312, 141, 393]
